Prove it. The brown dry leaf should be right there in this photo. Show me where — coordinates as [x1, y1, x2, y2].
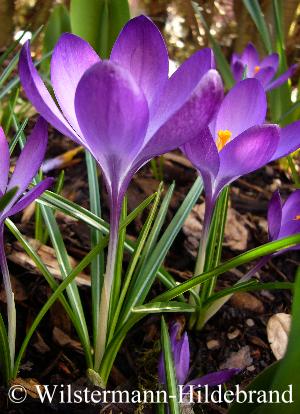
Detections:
[8, 238, 90, 287]
[267, 313, 291, 360]
[11, 377, 44, 399]
[33, 332, 50, 354]
[230, 292, 264, 314]
[183, 204, 249, 256]
[220, 345, 253, 370]
[52, 326, 83, 353]
[0, 275, 28, 303]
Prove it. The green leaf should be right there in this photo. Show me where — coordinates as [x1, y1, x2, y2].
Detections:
[192, 3, 234, 89]
[70, 0, 130, 57]
[85, 151, 104, 350]
[108, 184, 164, 341]
[152, 233, 300, 303]
[0, 312, 11, 384]
[269, 0, 292, 124]
[9, 118, 28, 155]
[119, 177, 203, 326]
[13, 240, 106, 378]
[38, 190, 181, 293]
[242, 0, 272, 53]
[132, 302, 197, 314]
[161, 317, 181, 414]
[201, 187, 229, 300]
[42, 4, 71, 72]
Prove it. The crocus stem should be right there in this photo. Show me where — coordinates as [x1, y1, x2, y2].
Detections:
[0, 225, 16, 371]
[194, 200, 214, 287]
[94, 204, 120, 373]
[189, 200, 214, 329]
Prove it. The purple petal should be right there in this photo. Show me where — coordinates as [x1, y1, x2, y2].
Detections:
[137, 69, 223, 165]
[174, 332, 190, 385]
[231, 60, 245, 82]
[6, 178, 53, 217]
[51, 33, 100, 136]
[214, 79, 266, 139]
[254, 66, 276, 88]
[74, 61, 149, 194]
[0, 127, 9, 194]
[182, 127, 220, 200]
[271, 120, 300, 161]
[7, 117, 48, 199]
[268, 191, 282, 240]
[110, 15, 168, 108]
[260, 53, 279, 72]
[19, 41, 82, 145]
[277, 221, 300, 251]
[184, 368, 240, 392]
[148, 48, 216, 135]
[240, 43, 259, 75]
[231, 52, 240, 66]
[281, 190, 300, 225]
[215, 125, 280, 195]
[266, 64, 297, 91]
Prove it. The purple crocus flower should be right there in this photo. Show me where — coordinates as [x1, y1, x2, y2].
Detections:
[182, 79, 280, 279]
[182, 77, 300, 285]
[0, 117, 52, 364]
[19, 15, 223, 366]
[231, 42, 297, 91]
[267, 190, 300, 248]
[158, 322, 239, 394]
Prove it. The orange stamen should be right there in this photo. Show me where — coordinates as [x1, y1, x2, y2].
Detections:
[254, 65, 260, 74]
[216, 130, 232, 151]
[294, 215, 300, 221]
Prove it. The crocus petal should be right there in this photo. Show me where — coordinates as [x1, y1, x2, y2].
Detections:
[19, 41, 82, 145]
[240, 43, 259, 74]
[110, 15, 169, 108]
[6, 178, 53, 218]
[7, 117, 48, 199]
[214, 79, 266, 139]
[174, 332, 190, 385]
[136, 69, 223, 166]
[266, 64, 297, 91]
[254, 66, 276, 88]
[182, 127, 220, 200]
[0, 127, 9, 194]
[184, 368, 240, 392]
[215, 125, 280, 196]
[260, 53, 279, 72]
[231, 60, 245, 82]
[268, 190, 282, 240]
[271, 120, 300, 161]
[75, 61, 149, 194]
[51, 33, 100, 135]
[231, 52, 240, 66]
[277, 221, 300, 251]
[148, 48, 215, 135]
[281, 190, 300, 225]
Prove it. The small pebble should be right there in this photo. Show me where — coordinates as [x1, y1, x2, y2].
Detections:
[227, 329, 240, 340]
[206, 339, 220, 350]
[247, 365, 256, 372]
[246, 318, 255, 327]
